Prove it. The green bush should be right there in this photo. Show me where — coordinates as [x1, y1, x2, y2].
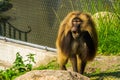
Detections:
[0, 52, 35, 80]
[96, 1, 120, 55]
[97, 15, 120, 55]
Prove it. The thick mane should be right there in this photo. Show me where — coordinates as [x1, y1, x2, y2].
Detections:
[56, 12, 77, 53]
[60, 31, 73, 55]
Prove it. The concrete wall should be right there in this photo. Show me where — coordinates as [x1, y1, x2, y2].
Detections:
[0, 39, 57, 70]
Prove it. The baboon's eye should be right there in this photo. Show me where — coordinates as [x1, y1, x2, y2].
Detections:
[72, 17, 83, 23]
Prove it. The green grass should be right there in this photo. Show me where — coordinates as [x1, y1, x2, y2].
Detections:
[98, 1, 120, 55]
[34, 60, 59, 70]
[87, 67, 120, 80]
[34, 60, 71, 70]
[97, 14, 120, 55]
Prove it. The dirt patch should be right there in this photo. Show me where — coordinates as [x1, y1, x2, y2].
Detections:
[86, 56, 120, 73]
[83, 56, 120, 79]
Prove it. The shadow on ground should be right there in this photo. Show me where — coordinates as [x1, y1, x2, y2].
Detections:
[86, 71, 120, 80]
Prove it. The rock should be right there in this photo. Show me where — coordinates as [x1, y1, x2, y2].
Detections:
[0, 40, 57, 70]
[15, 70, 90, 80]
[92, 12, 117, 20]
[92, 11, 118, 27]
[0, 60, 12, 69]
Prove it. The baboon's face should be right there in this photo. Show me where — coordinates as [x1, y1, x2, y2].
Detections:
[71, 17, 82, 39]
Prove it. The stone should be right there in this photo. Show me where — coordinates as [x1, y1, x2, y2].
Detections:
[0, 40, 57, 70]
[15, 70, 90, 80]
[92, 11, 118, 27]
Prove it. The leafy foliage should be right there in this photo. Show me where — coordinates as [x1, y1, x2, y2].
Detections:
[0, 52, 35, 80]
[0, 0, 12, 12]
[96, 1, 120, 55]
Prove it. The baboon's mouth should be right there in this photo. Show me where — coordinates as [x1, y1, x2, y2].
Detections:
[72, 31, 77, 34]
[72, 31, 80, 39]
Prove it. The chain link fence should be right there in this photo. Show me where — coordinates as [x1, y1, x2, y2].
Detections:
[0, 0, 118, 48]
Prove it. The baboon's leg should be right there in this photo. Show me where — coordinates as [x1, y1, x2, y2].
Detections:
[80, 61, 87, 74]
[70, 54, 78, 72]
[77, 55, 82, 73]
[58, 52, 68, 70]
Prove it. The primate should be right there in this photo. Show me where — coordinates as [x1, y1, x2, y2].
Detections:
[56, 11, 98, 74]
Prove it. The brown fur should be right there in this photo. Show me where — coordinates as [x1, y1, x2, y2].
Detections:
[56, 11, 98, 74]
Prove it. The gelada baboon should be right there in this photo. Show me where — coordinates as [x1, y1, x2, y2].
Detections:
[56, 11, 98, 74]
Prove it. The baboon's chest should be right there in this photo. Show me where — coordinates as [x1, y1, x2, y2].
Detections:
[71, 40, 86, 54]
[72, 41, 79, 53]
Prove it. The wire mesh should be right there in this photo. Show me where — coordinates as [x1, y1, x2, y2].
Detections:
[1, 0, 118, 48]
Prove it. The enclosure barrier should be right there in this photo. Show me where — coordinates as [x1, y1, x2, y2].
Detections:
[0, 36, 56, 52]
[0, 18, 31, 41]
